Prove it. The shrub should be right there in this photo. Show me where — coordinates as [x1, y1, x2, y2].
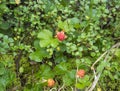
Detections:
[0, 0, 120, 91]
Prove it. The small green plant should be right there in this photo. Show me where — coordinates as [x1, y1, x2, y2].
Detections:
[0, 0, 120, 91]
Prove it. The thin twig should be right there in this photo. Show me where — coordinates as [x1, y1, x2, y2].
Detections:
[88, 72, 101, 91]
[91, 51, 108, 70]
[71, 87, 74, 91]
[50, 87, 57, 91]
[75, 66, 78, 91]
[58, 84, 65, 91]
[87, 42, 120, 91]
[93, 70, 97, 80]
[113, 37, 120, 40]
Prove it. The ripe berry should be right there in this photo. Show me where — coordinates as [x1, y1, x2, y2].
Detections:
[55, 31, 66, 41]
[77, 69, 85, 78]
[47, 79, 55, 87]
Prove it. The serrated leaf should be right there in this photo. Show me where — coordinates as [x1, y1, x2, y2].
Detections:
[38, 30, 52, 47]
[78, 75, 90, 83]
[37, 30, 52, 39]
[63, 70, 76, 86]
[37, 30, 59, 47]
[58, 20, 69, 32]
[55, 54, 67, 63]
[38, 65, 54, 79]
[76, 75, 90, 89]
[54, 62, 68, 75]
[29, 48, 48, 62]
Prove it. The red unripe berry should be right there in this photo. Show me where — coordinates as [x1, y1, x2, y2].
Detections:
[77, 69, 85, 78]
[56, 31, 66, 41]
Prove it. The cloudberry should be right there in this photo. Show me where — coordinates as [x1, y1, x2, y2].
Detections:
[77, 69, 85, 78]
[55, 31, 67, 41]
[47, 79, 55, 87]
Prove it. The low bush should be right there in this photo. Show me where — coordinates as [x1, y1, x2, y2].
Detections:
[0, 0, 120, 91]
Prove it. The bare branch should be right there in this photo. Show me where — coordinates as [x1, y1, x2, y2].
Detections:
[87, 42, 120, 91]
[50, 87, 57, 91]
[58, 84, 65, 91]
[91, 51, 108, 70]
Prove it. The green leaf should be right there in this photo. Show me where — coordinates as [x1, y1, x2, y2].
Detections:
[90, 52, 96, 57]
[58, 20, 65, 30]
[39, 39, 50, 47]
[55, 53, 67, 63]
[0, 84, 5, 91]
[59, 0, 70, 6]
[0, 63, 6, 75]
[29, 48, 49, 62]
[9, 0, 16, 4]
[63, 70, 76, 86]
[34, 39, 41, 49]
[51, 39, 59, 48]
[78, 75, 90, 83]
[54, 62, 68, 75]
[37, 30, 52, 47]
[115, 49, 120, 58]
[58, 20, 70, 32]
[19, 67, 24, 73]
[0, 68, 5, 75]
[37, 65, 54, 79]
[43, 0, 55, 13]
[0, 22, 10, 30]
[37, 30, 58, 47]
[97, 61, 108, 73]
[0, 4, 9, 13]
[93, 0, 99, 4]
[38, 30, 52, 39]
[0, 33, 3, 37]
[69, 18, 80, 28]
[75, 83, 85, 90]
[76, 75, 90, 89]
[0, 78, 6, 87]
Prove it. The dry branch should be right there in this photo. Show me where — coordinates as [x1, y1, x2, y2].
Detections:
[86, 42, 120, 91]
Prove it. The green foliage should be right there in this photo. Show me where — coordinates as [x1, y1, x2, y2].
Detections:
[63, 70, 76, 86]
[0, 55, 16, 91]
[76, 75, 90, 89]
[0, 33, 14, 54]
[29, 48, 49, 62]
[37, 29, 58, 48]
[0, 0, 120, 90]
